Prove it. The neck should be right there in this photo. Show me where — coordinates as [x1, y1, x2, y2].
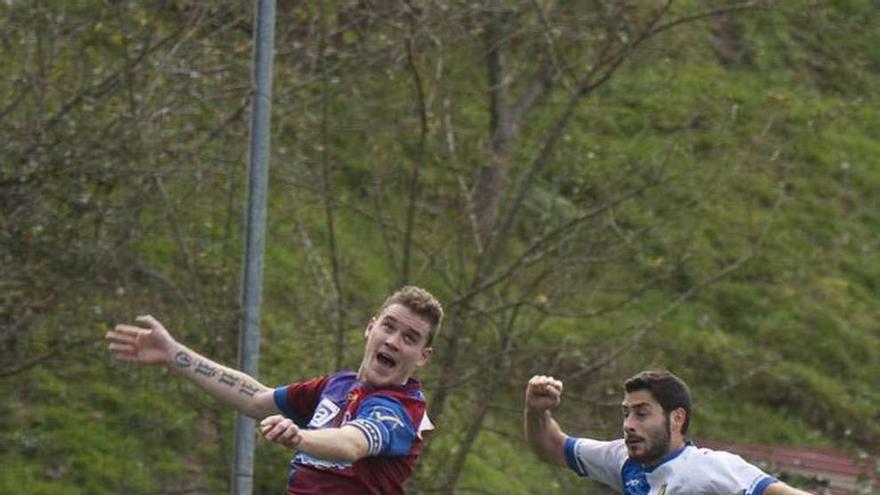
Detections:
[670, 435, 686, 451]
[658, 439, 686, 462]
[643, 438, 686, 467]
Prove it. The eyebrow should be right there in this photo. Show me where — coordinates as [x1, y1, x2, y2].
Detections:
[382, 316, 425, 340]
[621, 401, 652, 410]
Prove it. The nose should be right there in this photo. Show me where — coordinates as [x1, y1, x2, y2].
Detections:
[385, 331, 402, 350]
[623, 416, 637, 434]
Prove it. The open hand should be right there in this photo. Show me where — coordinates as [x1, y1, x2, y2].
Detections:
[105, 315, 176, 366]
[260, 415, 303, 449]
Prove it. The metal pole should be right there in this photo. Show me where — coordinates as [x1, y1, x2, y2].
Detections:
[233, 1, 275, 494]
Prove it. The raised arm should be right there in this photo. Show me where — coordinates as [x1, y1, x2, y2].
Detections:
[105, 315, 279, 419]
[524, 375, 568, 466]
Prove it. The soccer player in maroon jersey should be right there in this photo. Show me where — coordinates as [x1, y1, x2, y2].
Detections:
[106, 286, 443, 495]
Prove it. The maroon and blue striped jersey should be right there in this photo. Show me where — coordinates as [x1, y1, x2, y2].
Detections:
[273, 371, 433, 495]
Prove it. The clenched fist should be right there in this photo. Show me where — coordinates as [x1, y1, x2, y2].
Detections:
[525, 375, 564, 413]
[260, 415, 304, 449]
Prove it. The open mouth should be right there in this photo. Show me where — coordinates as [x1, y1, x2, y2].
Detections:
[625, 436, 644, 448]
[376, 352, 397, 369]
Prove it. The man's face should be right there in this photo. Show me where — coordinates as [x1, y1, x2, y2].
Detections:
[621, 390, 673, 465]
[359, 303, 433, 387]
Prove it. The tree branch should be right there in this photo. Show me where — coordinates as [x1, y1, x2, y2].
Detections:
[400, 0, 430, 285]
[0, 337, 97, 379]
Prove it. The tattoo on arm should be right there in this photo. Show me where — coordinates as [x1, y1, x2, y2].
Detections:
[174, 351, 192, 368]
[218, 372, 240, 387]
[194, 361, 218, 377]
[239, 382, 259, 397]
[176, 354, 259, 396]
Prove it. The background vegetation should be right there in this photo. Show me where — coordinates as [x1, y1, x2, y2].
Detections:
[2, 1, 878, 494]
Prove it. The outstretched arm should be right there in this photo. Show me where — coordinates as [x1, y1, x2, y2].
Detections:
[105, 315, 279, 419]
[524, 375, 567, 467]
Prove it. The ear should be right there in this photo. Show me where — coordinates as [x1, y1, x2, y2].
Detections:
[416, 346, 433, 368]
[364, 317, 376, 338]
[670, 408, 687, 435]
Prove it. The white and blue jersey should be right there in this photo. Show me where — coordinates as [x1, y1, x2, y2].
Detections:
[564, 437, 778, 495]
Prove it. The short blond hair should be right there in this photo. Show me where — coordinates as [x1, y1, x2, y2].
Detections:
[379, 286, 444, 346]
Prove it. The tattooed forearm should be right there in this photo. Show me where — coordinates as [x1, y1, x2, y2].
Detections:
[175, 352, 263, 400]
[175, 351, 193, 368]
[239, 382, 259, 397]
[219, 372, 240, 387]
[194, 361, 219, 377]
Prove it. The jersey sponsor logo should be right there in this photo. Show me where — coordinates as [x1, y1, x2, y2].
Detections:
[309, 398, 341, 428]
[625, 478, 642, 488]
[370, 406, 406, 429]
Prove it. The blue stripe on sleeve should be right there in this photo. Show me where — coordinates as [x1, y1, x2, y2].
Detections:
[273, 386, 296, 419]
[749, 476, 778, 495]
[564, 436, 588, 477]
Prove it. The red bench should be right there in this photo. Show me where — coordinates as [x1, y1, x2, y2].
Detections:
[694, 439, 876, 494]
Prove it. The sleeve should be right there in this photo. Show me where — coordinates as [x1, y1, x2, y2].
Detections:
[273, 375, 330, 427]
[563, 437, 628, 492]
[703, 450, 778, 495]
[347, 395, 418, 457]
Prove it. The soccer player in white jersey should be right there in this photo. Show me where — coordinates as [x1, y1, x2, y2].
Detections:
[524, 370, 814, 495]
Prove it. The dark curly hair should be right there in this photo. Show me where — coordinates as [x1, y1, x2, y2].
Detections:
[624, 370, 692, 435]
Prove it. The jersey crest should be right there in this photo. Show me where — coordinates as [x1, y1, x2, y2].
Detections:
[309, 398, 341, 428]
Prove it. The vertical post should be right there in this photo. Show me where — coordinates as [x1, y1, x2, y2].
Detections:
[233, 1, 275, 494]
